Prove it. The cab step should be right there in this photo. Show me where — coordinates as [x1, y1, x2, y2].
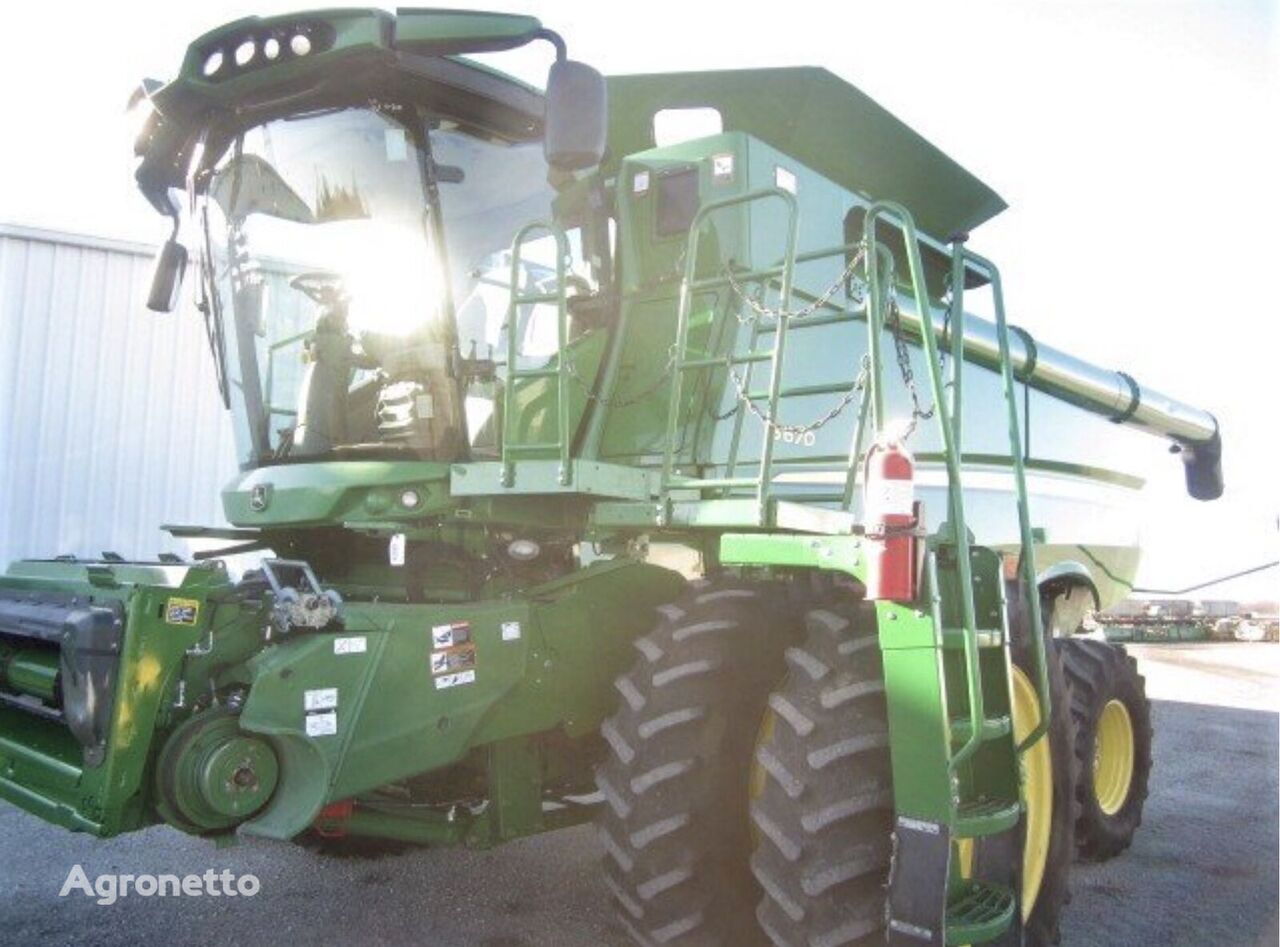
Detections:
[945, 880, 1017, 945]
[954, 797, 1021, 838]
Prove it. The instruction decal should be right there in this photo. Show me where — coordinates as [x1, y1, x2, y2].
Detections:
[334, 636, 368, 655]
[304, 687, 338, 712]
[434, 670, 476, 690]
[164, 597, 201, 626]
[432, 621, 471, 649]
[501, 621, 522, 642]
[305, 711, 338, 737]
[430, 643, 477, 676]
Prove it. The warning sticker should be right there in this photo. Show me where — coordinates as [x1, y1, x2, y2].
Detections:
[501, 621, 522, 642]
[430, 643, 477, 676]
[164, 597, 200, 626]
[432, 622, 471, 649]
[434, 670, 476, 690]
[334, 636, 368, 655]
[304, 688, 338, 712]
[712, 153, 735, 181]
[865, 480, 914, 519]
[305, 711, 338, 737]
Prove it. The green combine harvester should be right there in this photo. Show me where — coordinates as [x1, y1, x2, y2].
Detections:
[0, 9, 1217, 945]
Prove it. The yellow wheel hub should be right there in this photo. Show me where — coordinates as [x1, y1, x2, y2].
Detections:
[956, 666, 1052, 922]
[1093, 698, 1135, 815]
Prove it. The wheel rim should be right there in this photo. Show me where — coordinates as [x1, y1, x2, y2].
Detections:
[1093, 698, 1135, 815]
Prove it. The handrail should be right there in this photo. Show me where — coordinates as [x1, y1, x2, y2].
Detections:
[659, 187, 800, 523]
[947, 239, 967, 454]
[502, 221, 571, 487]
[863, 201, 985, 771]
[963, 249, 1051, 752]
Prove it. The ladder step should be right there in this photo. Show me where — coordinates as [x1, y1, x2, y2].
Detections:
[744, 381, 861, 400]
[941, 627, 1004, 649]
[945, 880, 1016, 945]
[512, 291, 560, 304]
[679, 351, 773, 371]
[953, 797, 1021, 839]
[509, 367, 559, 379]
[504, 441, 562, 453]
[949, 714, 1012, 744]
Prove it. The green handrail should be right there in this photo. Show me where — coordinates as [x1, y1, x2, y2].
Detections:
[947, 238, 967, 457]
[963, 249, 1051, 753]
[502, 221, 571, 488]
[659, 187, 800, 523]
[863, 201, 985, 771]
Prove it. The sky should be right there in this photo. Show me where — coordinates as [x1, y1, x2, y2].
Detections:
[1, 0, 1277, 599]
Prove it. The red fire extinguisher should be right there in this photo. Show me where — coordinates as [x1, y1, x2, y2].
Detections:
[864, 434, 918, 602]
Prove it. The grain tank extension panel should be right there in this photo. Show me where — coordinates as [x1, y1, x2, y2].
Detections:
[606, 68, 1008, 238]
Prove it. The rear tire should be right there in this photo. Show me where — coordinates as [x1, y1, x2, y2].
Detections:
[1056, 638, 1153, 861]
[596, 578, 799, 946]
[749, 602, 894, 947]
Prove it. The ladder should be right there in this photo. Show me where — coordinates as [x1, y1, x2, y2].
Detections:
[861, 204, 1051, 946]
[657, 193, 1052, 944]
[657, 188, 876, 525]
[499, 221, 573, 488]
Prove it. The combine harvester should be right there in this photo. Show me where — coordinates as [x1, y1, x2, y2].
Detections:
[0, 9, 1219, 945]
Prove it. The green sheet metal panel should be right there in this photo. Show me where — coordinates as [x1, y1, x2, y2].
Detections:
[606, 68, 1007, 238]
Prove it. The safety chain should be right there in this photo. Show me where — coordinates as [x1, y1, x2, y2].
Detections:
[716, 356, 871, 438]
[723, 243, 867, 323]
[562, 346, 678, 408]
[886, 292, 936, 438]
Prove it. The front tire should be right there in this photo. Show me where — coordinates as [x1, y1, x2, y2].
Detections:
[749, 603, 894, 947]
[1057, 638, 1153, 861]
[596, 578, 798, 946]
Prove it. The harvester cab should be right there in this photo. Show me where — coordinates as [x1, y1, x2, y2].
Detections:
[0, 8, 1223, 947]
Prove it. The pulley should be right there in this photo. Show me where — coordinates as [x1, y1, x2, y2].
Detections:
[155, 709, 279, 833]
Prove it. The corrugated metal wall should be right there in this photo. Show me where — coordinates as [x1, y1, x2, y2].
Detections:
[0, 224, 238, 565]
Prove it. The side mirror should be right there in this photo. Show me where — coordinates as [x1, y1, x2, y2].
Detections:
[544, 60, 607, 172]
[147, 238, 187, 313]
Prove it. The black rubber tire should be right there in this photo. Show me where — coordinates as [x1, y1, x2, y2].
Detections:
[595, 578, 799, 946]
[1056, 638, 1153, 862]
[749, 602, 895, 947]
[1005, 609, 1080, 946]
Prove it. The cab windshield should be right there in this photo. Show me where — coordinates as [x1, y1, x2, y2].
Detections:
[199, 104, 554, 467]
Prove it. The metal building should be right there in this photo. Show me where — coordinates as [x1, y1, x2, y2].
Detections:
[0, 223, 237, 566]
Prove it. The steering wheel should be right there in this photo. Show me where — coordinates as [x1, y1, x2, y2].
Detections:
[289, 270, 346, 306]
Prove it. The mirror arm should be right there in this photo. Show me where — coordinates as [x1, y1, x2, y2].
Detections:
[534, 28, 567, 62]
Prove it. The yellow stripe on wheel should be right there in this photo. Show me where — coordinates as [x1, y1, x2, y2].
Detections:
[1013, 666, 1052, 917]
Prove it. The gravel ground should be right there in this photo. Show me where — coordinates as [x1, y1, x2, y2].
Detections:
[0, 642, 1275, 946]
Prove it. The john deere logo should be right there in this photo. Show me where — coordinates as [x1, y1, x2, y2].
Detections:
[250, 484, 271, 512]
